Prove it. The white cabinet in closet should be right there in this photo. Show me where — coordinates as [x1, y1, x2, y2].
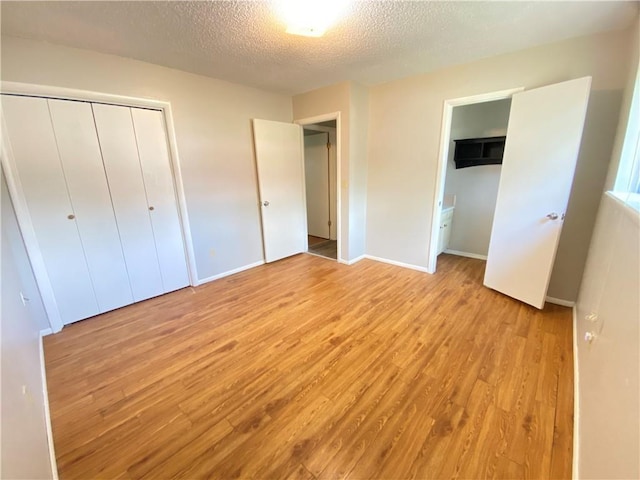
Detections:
[2, 95, 100, 322]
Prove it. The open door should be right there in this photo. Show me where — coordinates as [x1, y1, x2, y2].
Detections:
[252, 119, 307, 263]
[484, 76, 591, 309]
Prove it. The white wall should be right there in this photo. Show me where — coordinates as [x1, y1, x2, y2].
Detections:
[292, 81, 369, 262]
[575, 18, 639, 479]
[0, 36, 292, 283]
[444, 99, 511, 256]
[366, 27, 633, 301]
[1, 170, 54, 479]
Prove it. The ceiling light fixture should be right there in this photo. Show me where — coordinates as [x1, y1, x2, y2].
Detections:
[275, 0, 348, 38]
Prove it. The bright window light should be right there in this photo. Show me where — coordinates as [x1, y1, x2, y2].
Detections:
[274, 0, 348, 37]
[611, 59, 640, 212]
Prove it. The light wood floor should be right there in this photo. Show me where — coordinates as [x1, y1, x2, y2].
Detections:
[44, 254, 573, 479]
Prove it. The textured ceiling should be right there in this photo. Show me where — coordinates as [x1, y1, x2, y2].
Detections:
[1, 1, 637, 95]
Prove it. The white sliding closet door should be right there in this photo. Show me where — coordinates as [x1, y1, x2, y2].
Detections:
[131, 108, 189, 293]
[1, 95, 99, 323]
[92, 103, 164, 302]
[48, 99, 134, 313]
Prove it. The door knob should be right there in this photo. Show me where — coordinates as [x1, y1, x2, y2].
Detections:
[263, 201, 270, 207]
[67, 214, 75, 220]
[546, 213, 559, 220]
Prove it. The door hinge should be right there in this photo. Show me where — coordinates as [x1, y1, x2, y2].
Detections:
[328, 220, 332, 227]
[327, 141, 332, 150]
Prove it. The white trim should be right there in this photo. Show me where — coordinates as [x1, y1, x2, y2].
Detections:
[339, 254, 365, 265]
[572, 305, 580, 479]
[427, 87, 525, 275]
[196, 260, 264, 285]
[3, 81, 166, 110]
[39, 328, 53, 337]
[294, 112, 344, 263]
[364, 255, 430, 273]
[1, 117, 64, 333]
[606, 191, 640, 226]
[443, 249, 488, 261]
[302, 124, 336, 134]
[545, 296, 576, 308]
[39, 332, 58, 480]
[1, 81, 199, 330]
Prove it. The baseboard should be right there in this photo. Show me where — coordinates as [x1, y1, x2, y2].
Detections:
[39, 327, 53, 337]
[196, 260, 265, 285]
[546, 296, 576, 307]
[39, 332, 58, 480]
[363, 255, 430, 273]
[339, 254, 365, 265]
[572, 305, 579, 479]
[443, 249, 488, 261]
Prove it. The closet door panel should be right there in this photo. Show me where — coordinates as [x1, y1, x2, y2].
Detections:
[48, 99, 134, 312]
[131, 108, 189, 292]
[1, 95, 99, 323]
[92, 103, 164, 302]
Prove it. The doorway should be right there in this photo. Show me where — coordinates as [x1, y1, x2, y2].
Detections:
[297, 115, 340, 261]
[437, 98, 512, 263]
[428, 88, 522, 274]
[428, 79, 591, 309]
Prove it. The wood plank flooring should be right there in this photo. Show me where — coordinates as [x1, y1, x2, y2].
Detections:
[44, 253, 573, 479]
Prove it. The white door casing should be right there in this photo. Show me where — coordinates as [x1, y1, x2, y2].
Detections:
[484, 76, 592, 308]
[304, 132, 330, 239]
[252, 119, 307, 263]
[328, 131, 338, 241]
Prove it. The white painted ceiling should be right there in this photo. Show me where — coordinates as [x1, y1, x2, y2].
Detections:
[1, 1, 637, 95]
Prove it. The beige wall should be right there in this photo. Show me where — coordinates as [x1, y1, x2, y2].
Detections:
[575, 18, 639, 479]
[1, 170, 54, 479]
[444, 99, 511, 256]
[0, 36, 292, 283]
[292, 81, 369, 261]
[348, 82, 369, 260]
[366, 27, 632, 301]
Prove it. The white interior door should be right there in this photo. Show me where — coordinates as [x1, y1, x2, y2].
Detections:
[48, 99, 134, 314]
[484, 76, 592, 308]
[304, 133, 330, 239]
[1, 95, 99, 323]
[131, 108, 189, 293]
[252, 119, 307, 263]
[92, 103, 164, 302]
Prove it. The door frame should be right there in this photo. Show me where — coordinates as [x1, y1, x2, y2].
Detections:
[295, 112, 342, 263]
[427, 87, 524, 274]
[0, 81, 198, 333]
